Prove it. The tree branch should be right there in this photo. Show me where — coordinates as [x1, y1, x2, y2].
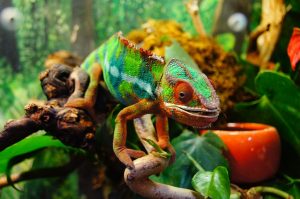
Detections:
[124, 154, 204, 199]
[247, 0, 287, 68]
[0, 118, 41, 151]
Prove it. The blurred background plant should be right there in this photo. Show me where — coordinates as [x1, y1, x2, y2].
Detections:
[0, 0, 300, 199]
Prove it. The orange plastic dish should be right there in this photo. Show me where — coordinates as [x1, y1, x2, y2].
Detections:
[201, 123, 281, 184]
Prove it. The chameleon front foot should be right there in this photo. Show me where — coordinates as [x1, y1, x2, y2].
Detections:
[114, 147, 146, 169]
[64, 98, 96, 119]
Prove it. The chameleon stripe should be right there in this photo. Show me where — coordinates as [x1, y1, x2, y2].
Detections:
[81, 33, 165, 105]
[167, 59, 212, 101]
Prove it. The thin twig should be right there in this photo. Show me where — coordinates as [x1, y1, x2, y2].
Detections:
[0, 155, 84, 188]
[185, 0, 206, 37]
[248, 186, 294, 199]
[0, 118, 41, 152]
[211, 0, 224, 35]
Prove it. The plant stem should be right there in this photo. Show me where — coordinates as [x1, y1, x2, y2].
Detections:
[185, 0, 206, 37]
[248, 186, 294, 199]
[0, 156, 83, 188]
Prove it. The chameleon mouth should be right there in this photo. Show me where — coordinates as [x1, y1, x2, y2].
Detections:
[164, 103, 220, 118]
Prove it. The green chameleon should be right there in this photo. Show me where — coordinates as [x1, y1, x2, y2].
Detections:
[65, 32, 220, 168]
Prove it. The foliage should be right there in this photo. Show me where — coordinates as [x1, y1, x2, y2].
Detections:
[12, 0, 72, 74]
[0, 134, 80, 173]
[151, 131, 228, 188]
[192, 166, 230, 199]
[233, 71, 300, 156]
[93, 0, 196, 43]
[20, 149, 80, 199]
[199, 0, 220, 35]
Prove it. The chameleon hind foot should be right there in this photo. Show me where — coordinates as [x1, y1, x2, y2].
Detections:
[115, 147, 146, 169]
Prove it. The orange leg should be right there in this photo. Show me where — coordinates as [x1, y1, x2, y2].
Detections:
[156, 115, 176, 164]
[65, 63, 102, 117]
[113, 99, 160, 169]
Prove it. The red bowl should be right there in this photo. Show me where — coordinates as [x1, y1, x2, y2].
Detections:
[201, 123, 281, 184]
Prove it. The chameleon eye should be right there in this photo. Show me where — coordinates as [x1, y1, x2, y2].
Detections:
[175, 82, 194, 103]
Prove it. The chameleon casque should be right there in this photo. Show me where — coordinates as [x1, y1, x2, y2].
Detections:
[65, 32, 220, 168]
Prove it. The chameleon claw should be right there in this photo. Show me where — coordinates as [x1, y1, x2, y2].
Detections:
[116, 148, 146, 169]
[166, 144, 176, 165]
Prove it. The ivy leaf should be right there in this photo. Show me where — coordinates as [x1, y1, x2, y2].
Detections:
[233, 71, 300, 155]
[192, 166, 230, 199]
[202, 131, 227, 150]
[151, 130, 228, 188]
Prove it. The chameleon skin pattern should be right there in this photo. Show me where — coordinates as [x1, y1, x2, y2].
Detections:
[160, 59, 217, 109]
[81, 33, 165, 105]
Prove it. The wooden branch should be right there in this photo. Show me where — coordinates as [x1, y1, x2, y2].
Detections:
[124, 154, 204, 199]
[0, 118, 41, 151]
[247, 0, 287, 68]
[0, 156, 84, 188]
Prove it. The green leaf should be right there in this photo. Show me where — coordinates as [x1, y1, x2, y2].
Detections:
[192, 166, 230, 199]
[215, 33, 236, 52]
[183, 151, 205, 172]
[0, 135, 69, 173]
[202, 131, 227, 150]
[238, 59, 260, 94]
[233, 71, 300, 155]
[151, 130, 228, 188]
[165, 40, 199, 72]
[199, 0, 219, 34]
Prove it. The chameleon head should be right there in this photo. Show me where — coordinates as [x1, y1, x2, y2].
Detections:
[158, 59, 220, 128]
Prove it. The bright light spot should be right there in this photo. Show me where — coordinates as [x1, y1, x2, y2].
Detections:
[0, 7, 23, 31]
[227, 12, 247, 32]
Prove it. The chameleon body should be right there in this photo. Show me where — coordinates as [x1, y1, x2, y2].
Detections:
[81, 34, 164, 105]
[65, 32, 220, 168]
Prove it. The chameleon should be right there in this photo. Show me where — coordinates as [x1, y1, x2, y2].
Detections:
[65, 32, 220, 168]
